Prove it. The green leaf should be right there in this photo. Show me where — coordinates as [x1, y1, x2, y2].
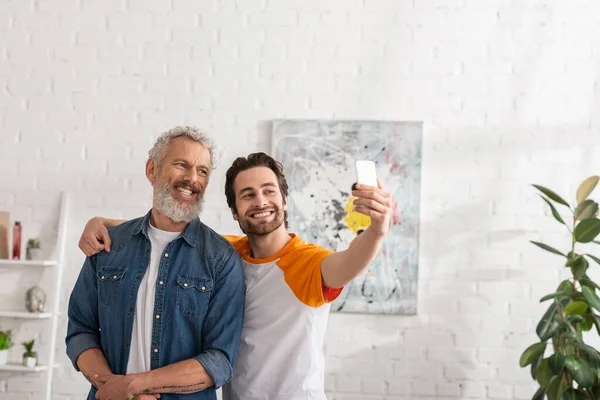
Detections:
[531, 352, 544, 380]
[532, 386, 545, 400]
[561, 388, 587, 400]
[566, 315, 585, 325]
[536, 358, 554, 388]
[582, 314, 595, 331]
[580, 276, 600, 290]
[530, 241, 566, 257]
[546, 375, 563, 400]
[558, 279, 575, 293]
[537, 303, 561, 341]
[582, 286, 600, 312]
[549, 352, 566, 374]
[574, 218, 600, 243]
[533, 184, 570, 207]
[575, 200, 599, 221]
[540, 291, 569, 303]
[570, 342, 600, 364]
[586, 253, 600, 266]
[565, 357, 595, 389]
[571, 257, 589, 280]
[520, 342, 547, 368]
[540, 195, 566, 225]
[565, 301, 589, 316]
[576, 176, 600, 204]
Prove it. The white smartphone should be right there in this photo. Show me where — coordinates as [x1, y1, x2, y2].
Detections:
[355, 160, 378, 188]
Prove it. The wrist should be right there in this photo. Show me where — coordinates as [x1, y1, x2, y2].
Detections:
[128, 372, 149, 395]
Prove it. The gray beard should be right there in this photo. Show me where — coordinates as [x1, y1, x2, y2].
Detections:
[153, 181, 204, 223]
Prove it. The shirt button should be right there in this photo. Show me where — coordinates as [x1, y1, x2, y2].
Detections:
[155, 314, 160, 319]
[159, 281, 164, 285]
[201, 286, 206, 291]
[154, 348, 158, 353]
[164, 253, 169, 258]
[101, 276, 105, 280]
[113, 275, 117, 279]
[183, 283, 188, 288]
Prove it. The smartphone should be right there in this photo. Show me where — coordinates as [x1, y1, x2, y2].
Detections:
[355, 160, 378, 188]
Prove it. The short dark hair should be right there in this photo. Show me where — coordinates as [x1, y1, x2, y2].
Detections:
[225, 152, 289, 228]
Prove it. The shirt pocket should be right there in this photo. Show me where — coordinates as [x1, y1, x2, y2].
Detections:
[97, 267, 126, 308]
[176, 276, 213, 320]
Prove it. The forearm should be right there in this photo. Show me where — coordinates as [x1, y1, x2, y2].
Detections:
[99, 217, 126, 228]
[131, 359, 213, 395]
[76, 348, 113, 389]
[321, 226, 385, 288]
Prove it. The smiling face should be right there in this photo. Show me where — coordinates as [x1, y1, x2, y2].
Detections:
[147, 136, 211, 223]
[232, 166, 287, 237]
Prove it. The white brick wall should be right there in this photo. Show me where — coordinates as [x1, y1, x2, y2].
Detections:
[1, 0, 600, 398]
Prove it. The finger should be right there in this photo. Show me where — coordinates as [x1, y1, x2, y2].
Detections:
[352, 189, 388, 206]
[81, 243, 94, 257]
[89, 237, 105, 252]
[354, 206, 389, 223]
[377, 178, 384, 190]
[100, 228, 112, 253]
[353, 198, 386, 214]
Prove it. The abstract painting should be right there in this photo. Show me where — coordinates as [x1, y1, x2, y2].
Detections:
[272, 120, 422, 315]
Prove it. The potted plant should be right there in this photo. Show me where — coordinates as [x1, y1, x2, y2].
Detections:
[520, 175, 600, 399]
[22, 339, 36, 367]
[25, 238, 41, 261]
[0, 330, 13, 365]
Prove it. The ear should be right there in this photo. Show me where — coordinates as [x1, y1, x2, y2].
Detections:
[146, 159, 157, 185]
[231, 208, 239, 221]
[283, 196, 288, 211]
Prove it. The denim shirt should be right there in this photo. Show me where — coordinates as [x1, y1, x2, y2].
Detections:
[65, 210, 245, 400]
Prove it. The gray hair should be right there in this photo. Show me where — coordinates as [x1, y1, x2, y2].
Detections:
[148, 125, 216, 171]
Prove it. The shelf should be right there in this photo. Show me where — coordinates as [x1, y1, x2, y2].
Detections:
[0, 311, 52, 319]
[0, 260, 57, 267]
[0, 363, 52, 372]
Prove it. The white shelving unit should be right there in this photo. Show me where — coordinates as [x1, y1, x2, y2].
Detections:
[0, 192, 68, 400]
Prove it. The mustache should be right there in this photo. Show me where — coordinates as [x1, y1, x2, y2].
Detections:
[172, 180, 201, 194]
[245, 206, 277, 217]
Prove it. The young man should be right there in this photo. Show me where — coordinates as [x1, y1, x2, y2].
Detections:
[79, 152, 394, 400]
[66, 126, 245, 400]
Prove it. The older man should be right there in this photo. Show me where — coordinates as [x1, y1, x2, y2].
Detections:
[65, 126, 245, 400]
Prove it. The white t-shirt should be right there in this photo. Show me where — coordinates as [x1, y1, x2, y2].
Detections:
[221, 234, 342, 400]
[126, 223, 180, 374]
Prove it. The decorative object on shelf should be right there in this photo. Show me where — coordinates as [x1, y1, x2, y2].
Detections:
[0, 330, 13, 365]
[12, 221, 21, 260]
[0, 211, 8, 259]
[25, 286, 46, 313]
[25, 238, 42, 261]
[519, 176, 600, 399]
[22, 339, 37, 367]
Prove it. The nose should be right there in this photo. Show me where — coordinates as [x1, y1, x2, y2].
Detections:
[183, 169, 198, 186]
[253, 192, 268, 208]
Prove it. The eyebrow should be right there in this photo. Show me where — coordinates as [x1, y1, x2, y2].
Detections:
[238, 182, 277, 196]
[172, 158, 211, 171]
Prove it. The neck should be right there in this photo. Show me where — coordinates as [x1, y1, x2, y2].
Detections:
[150, 209, 187, 232]
[247, 224, 292, 259]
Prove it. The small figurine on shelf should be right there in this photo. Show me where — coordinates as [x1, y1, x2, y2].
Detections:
[0, 330, 12, 365]
[25, 286, 46, 313]
[22, 339, 37, 367]
[25, 238, 41, 261]
[12, 221, 21, 260]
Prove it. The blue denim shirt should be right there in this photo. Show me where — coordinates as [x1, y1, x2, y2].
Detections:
[65, 210, 245, 400]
